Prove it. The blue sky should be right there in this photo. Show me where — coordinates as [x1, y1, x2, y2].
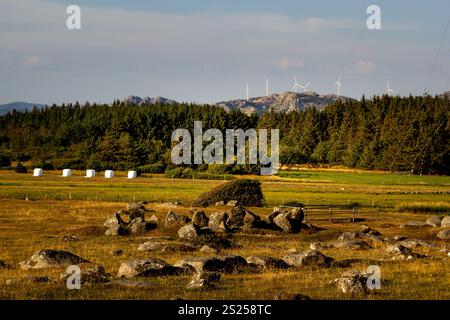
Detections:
[1, 0, 450, 104]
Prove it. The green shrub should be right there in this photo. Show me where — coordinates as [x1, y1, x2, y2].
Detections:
[194, 179, 264, 207]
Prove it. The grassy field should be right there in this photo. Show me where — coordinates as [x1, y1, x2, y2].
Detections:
[0, 169, 449, 300]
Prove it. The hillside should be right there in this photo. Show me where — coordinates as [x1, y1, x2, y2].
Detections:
[0, 102, 46, 115]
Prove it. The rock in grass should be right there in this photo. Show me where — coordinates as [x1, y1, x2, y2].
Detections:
[128, 217, 156, 235]
[437, 229, 450, 240]
[117, 258, 182, 279]
[0, 260, 12, 270]
[246, 256, 289, 269]
[192, 210, 209, 228]
[178, 224, 201, 242]
[138, 241, 197, 253]
[441, 217, 450, 228]
[186, 272, 221, 290]
[165, 211, 191, 226]
[282, 249, 334, 267]
[105, 225, 129, 236]
[208, 212, 229, 232]
[174, 255, 248, 274]
[330, 270, 371, 295]
[19, 250, 89, 270]
[426, 216, 442, 228]
[331, 240, 372, 250]
[60, 265, 110, 284]
[6, 276, 50, 286]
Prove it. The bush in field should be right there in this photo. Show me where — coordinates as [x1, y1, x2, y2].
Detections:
[138, 162, 166, 174]
[194, 179, 264, 207]
[15, 162, 28, 174]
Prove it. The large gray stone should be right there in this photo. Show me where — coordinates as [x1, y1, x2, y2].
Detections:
[19, 250, 89, 270]
[178, 224, 201, 242]
[165, 211, 191, 226]
[208, 212, 229, 232]
[117, 258, 182, 278]
[246, 256, 289, 269]
[174, 255, 248, 274]
[138, 241, 197, 253]
[60, 265, 110, 284]
[426, 216, 442, 228]
[437, 229, 450, 240]
[192, 210, 209, 228]
[441, 217, 450, 228]
[186, 272, 221, 290]
[282, 250, 334, 267]
[330, 270, 371, 295]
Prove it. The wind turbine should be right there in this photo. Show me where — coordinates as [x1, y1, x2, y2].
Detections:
[299, 81, 311, 93]
[335, 75, 342, 97]
[385, 81, 394, 96]
[292, 76, 303, 93]
[246, 82, 249, 101]
[266, 79, 270, 97]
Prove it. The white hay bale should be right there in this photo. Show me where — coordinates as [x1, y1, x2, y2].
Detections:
[105, 170, 114, 179]
[33, 168, 43, 177]
[62, 169, 72, 177]
[86, 169, 96, 178]
[128, 171, 137, 179]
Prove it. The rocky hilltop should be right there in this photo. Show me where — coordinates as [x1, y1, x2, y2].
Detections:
[216, 91, 354, 115]
[123, 92, 354, 115]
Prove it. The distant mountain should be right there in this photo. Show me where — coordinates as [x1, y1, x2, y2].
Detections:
[216, 91, 354, 115]
[0, 102, 46, 115]
[438, 91, 450, 99]
[124, 95, 179, 105]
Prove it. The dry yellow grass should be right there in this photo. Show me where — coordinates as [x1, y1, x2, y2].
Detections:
[0, 198, 449, 300]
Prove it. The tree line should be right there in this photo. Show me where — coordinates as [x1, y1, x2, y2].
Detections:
[0, 95, 448, 175]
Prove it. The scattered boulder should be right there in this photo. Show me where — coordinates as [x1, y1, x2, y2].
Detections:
[282, 250, 334, 268]
[426, 216, 442, 228]
[397, 239, 434, 249]
[215, 201, 225, 206]
[111, 249, 124, 256]
[6, 276, 50, 286]
[437, 229, 450, 240]
[0, 260, 12, 270]
[194, 179, 264, 207]
[104, 213, 126, 229]
[208, 212, 229, 232]
[165, 211, 191, 226]
[270, 207, 305, 233]
[105, 225, 129, 236]
[330, 240, 372, 250]
[104, 206, 155, 236]
[60, 265, 110, 284]
[174, 255, 249, 274]
[400, 221, 427, 228]
[226, 200, 238, 207]
[138, 241, 197, 253]
[386, 244, 426, 260]
[441, 217, 450, 228]
[186, 272, 221, 290]
[128, 217, 156, 235]
[227, 206, 262, 229]
[330, 270, 371, 295]
[117, 258, 182, 278]
[149, 215, 160, 222]
[192, 210, 209, 228]
[124, 202, 148, 220]
[246, 256, 289, 269]
[178, 224, 201, 242]
[19, 250, 89, 270]
[63, 235, 81, 242]
[200, 244, 219, 254]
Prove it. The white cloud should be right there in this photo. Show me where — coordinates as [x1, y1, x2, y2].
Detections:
[355, 60, 377, 74]
[21, 55, 49, 67]
[274, 58, 304, 70]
